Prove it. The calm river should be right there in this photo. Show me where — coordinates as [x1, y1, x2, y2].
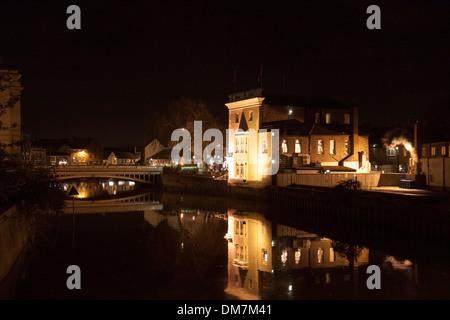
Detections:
[10, 178, 450, 300]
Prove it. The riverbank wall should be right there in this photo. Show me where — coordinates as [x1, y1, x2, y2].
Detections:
[266, 185, 450, 261]
[276, 172, 427, 189]
[161, 173, 450, 258]
[0, 205, 34, 298]
[161, 173, 266, 202]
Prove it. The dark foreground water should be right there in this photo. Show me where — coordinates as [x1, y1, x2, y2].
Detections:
[9, 181, 450, 300]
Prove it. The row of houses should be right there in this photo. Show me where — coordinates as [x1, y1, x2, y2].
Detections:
[2, 69, 449, 189]
[23, 136, 141, 166]
[140, 88, 449, 190]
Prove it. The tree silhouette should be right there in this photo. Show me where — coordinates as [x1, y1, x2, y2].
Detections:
[147, 97, 222, 146]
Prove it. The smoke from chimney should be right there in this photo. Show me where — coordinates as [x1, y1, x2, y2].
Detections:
[382, 136, 418, 163]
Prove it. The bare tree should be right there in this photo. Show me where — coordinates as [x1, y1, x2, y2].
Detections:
[0, 79, 20, 158]
[147, 97, 221, 146]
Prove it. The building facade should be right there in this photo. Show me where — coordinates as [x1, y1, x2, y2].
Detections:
[225, 89, 370, 185]
[69, 137, 103, 165]
[30, 147, 46, 165]
[0, 70, 22, 156]
[105, 151, 136, 165]
[420, 141, 450, 190]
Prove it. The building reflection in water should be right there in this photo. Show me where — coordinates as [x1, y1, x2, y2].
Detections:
[53, 184, 425, 299]
[61, 179, 138, 198]
[225, 210, 374, 300]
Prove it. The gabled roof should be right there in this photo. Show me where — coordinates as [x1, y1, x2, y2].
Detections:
[261, 119, 312, 136]
[262, 91, 351, 110]
[109, 151, 135, 159]
[150, 148, 172, 160]
[228, 89, 352, 110]
[261, 119, 351, 137]
[309, 124, 343, 136]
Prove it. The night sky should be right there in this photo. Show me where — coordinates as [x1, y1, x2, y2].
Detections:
[0, 0, 449, 147]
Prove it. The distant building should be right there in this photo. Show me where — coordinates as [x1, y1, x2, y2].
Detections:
[368, 125, 414, 173]
[32, 138, 71, 165]
[30, 147, 46, 165]
[148, 148, 172, 167]
[225, 88, 369, 186]
[144, 139, 167, 165]
[69, 137, 103, 165]
[420, 141, 450, 190]
[105, 151, 136, 165]
[48, 152, 70, 166]
[0, 70, 22, 156]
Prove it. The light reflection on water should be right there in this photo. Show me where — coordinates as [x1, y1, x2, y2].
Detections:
[61, 178, 139, 199]
[11, 181, 450, 300]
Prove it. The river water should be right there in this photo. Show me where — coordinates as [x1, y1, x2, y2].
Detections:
[10, 178, 450, 300]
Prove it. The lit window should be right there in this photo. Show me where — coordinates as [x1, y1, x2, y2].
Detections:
[345, 140, 350, 155]
[262, 249, 268, 263]
[431, 147, 436, 156]
[329, 247, 335, 262]
[294, 249, 301, 264]
[330, 140, 336, 154]
[281, 249, 288, 265]
[317, 248, 324, 263]
[344, 113, 350, 124]
[295, 140, 301, 153]
[249, 111, 253, 121]
[318, 140, 324, 154]
[441, 146, 446, 155]
[386, 148, 395, 157]
[282, 140, 288, 153]
[325, 113, 331, 124]
[262, 139, 268, 154]
[288, 108, 293, 115]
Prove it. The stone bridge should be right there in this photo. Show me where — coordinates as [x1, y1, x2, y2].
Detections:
[51, 165, 162, 184]
[64, 192, 164, 214]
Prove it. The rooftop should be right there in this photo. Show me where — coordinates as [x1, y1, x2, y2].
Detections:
[228, 88, 351, 110]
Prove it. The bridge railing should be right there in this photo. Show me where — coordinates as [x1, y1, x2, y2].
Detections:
[39, 165, 163, 171]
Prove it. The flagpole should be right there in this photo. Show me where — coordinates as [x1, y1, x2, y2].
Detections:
[257, 64, 263, 89]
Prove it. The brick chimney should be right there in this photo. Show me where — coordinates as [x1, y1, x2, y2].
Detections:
[352, 105, 359, 154]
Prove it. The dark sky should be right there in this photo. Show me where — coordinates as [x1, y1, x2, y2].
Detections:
[0, 0, 449, 147]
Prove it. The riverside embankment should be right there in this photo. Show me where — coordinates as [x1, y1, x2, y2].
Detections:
[161, 172, 450, 262]
[0, 205, 35, 299]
